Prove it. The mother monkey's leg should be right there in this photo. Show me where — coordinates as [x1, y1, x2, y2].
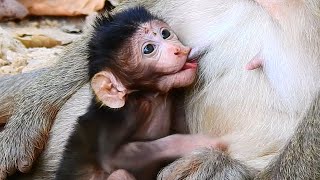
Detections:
[9, 84, 92, 179]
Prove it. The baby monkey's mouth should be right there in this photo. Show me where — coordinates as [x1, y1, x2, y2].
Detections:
[181, 47, 205, 70]
[182, 58, 198, 70]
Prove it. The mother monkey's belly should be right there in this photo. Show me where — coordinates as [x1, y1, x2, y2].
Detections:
[148, 0, 319, 170]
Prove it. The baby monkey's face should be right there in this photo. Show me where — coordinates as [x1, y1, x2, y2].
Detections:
[132, 20, 198, 91]
[90, 20, 198, 108]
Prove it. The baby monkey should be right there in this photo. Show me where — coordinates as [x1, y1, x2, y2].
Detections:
[56, 7, 225, 180]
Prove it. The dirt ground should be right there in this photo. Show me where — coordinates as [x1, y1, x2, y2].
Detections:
[0, 16, 91, 77]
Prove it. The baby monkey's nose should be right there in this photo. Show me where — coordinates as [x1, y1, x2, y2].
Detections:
[174, 46, 191, 56]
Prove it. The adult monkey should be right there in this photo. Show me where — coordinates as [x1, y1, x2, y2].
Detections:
[1, 0, 320, 179]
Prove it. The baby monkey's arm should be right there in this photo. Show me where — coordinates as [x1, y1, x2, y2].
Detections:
[107, 134, 227, 179]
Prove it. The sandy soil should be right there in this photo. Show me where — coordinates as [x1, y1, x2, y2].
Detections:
[0, 16, 87, 77]
[0, 0, 127, 77]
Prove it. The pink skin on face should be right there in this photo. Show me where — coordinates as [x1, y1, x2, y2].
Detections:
[133, 21, 198, 92]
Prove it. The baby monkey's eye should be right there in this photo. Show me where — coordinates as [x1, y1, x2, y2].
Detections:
[161, 29, 171, 39]
[143, 44, 155, 54]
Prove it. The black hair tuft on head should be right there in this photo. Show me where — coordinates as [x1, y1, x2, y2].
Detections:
[88, 6, 159, 79]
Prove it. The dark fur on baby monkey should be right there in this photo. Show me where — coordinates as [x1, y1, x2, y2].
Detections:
[56, 7, 225, 180]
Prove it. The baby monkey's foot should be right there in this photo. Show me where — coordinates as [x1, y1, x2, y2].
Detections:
[0, 129, 45, 179]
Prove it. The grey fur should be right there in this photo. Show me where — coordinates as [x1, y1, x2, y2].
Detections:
[158, 149, 256, 180]
[256, 92, 320, 180]
[0, 37, 89, 176]
[8, 85, 92, 180]
[0, 70, 48, 123]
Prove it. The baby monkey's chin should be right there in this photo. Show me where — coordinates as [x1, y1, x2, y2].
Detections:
[174, 66, 197, 86]
[156, 67, 197, 93]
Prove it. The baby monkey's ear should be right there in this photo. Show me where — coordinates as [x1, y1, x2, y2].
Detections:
[91, 71, 127, 108]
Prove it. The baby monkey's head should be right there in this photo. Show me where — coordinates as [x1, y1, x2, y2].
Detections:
[88, 7, 197, 108]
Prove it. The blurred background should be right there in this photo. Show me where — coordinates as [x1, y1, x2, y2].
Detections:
[0, 0, 123, 77]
